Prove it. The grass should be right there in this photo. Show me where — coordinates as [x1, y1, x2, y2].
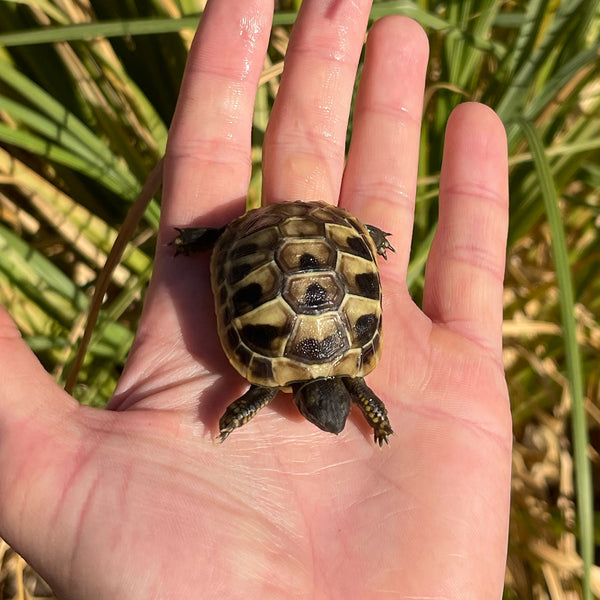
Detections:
[0, 0, 598, 598]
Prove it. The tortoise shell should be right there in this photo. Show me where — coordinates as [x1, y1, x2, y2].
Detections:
[209, 201, 382, 391]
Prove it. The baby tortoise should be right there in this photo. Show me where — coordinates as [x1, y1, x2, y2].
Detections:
[173, 201, 394, 445]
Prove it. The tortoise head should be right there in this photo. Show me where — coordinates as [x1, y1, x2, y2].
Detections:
[292, 377, 351, 435]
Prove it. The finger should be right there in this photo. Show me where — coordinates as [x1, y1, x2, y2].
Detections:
[112, 0, 273, 408]
[0, 306, 78, 545]
[262, 0, 373, 205]
[423, 103, 509, 356]
[340, 16, 428, 286]
[160, 0, 273, 236]
[0, 306, 76, 420]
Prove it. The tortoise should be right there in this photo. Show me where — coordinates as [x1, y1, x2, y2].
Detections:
[173, 200, 394, 445]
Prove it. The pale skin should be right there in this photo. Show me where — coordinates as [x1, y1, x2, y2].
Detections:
[0, 1, 511, 598]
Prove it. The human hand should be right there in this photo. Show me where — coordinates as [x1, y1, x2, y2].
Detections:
[0, 1, 511, 598]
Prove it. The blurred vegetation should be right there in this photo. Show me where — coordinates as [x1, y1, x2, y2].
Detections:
[0, 0, 598, 598]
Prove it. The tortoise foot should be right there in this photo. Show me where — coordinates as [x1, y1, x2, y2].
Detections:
[343, 377, 393, 446]
[218, 385, 278, 442]
[171, 226, 225, 255]
[365, 224, 395, 260]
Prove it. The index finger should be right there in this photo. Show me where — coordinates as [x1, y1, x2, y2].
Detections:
[119, 0, 274, 389]
[160, 0, 273, 239]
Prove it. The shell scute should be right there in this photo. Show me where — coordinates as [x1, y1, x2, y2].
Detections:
[283, 271, 345, 314]
[236, 299, 293, 356]
[325, 223, 375, 261]
[286, 312, 350, 364]
[279, 217, 325, 238]
[275, 238, 336, 272]
[311, 205, 351, 226]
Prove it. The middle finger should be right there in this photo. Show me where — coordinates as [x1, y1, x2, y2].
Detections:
[262, 0, 373, 205]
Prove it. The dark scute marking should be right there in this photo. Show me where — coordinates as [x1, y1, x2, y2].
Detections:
[355, 272, 380, 299]
[295, 333, 346, 362]
[228, 263, 252, 284]
[241, 324, 280, 351]
[234, 343, 252, 365]
[227, 327, 240, 349]
[234, 210, 280, 237]
[222, 305, 233, 328]
[299, 253, 320, 269]
[251, 357, 274, 380]
[232, 283, 263, 316]
[304, 282, 328, 307]
[212, 248, 227, 267]
[346, 236, 371, 259]
[231, 242, 258, 259]
[355, 313, 378, 343]
[295, 338, 320, 360]
[219, 286, 228, 305]
[279, 201, 309, 216]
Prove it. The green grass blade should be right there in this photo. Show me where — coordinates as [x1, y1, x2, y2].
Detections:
[0, 122, 138, 197]
[12, 0, 70, 24]
[92, 51, 168, 153]
[522, 43, 600, 123]
[496, 0, 590, 124]
[0, 61, 141, 192]
[0, 2, 503, 62]
[0, 3, 460, 47]
[0, 15, 204, 47]
[367, 1, 453, 30]
[519, 118, 593, 600]
[453, 0, 503, 90]
[0, 95, 117, 168]
[0, 224, 86, 318]
[0, 148, 152, 277]
[498, 0, 551, 78]
[444, 0, 469, 87]
[0, 61, 127, 166]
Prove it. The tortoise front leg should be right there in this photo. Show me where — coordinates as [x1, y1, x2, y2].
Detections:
[365, 224, 395, 260]
[218, 385, 279, 442]
[343, 377, 393, 446]
[171, 226, 225, 255]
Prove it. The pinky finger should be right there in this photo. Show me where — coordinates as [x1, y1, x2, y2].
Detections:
[423, 103, 508, 357]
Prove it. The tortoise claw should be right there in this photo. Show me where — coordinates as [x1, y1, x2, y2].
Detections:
[374, 424, 394, 447]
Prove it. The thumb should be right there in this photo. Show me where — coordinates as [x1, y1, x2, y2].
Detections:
[0, 304, 75, 407]
[0, 305, 80, 563]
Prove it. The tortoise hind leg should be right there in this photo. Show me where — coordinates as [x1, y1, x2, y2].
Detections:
[365, 224, 395, 260]
[171, 226, 225, 256]
[343, 377, 393, 446]
[218, 385, 279, 442]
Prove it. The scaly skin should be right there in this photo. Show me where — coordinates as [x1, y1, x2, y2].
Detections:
[344, 377, 394, 446]
[218, 385, 278, 442]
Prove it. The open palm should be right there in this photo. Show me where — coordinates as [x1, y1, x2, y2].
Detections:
[0, 1, 511, 598]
